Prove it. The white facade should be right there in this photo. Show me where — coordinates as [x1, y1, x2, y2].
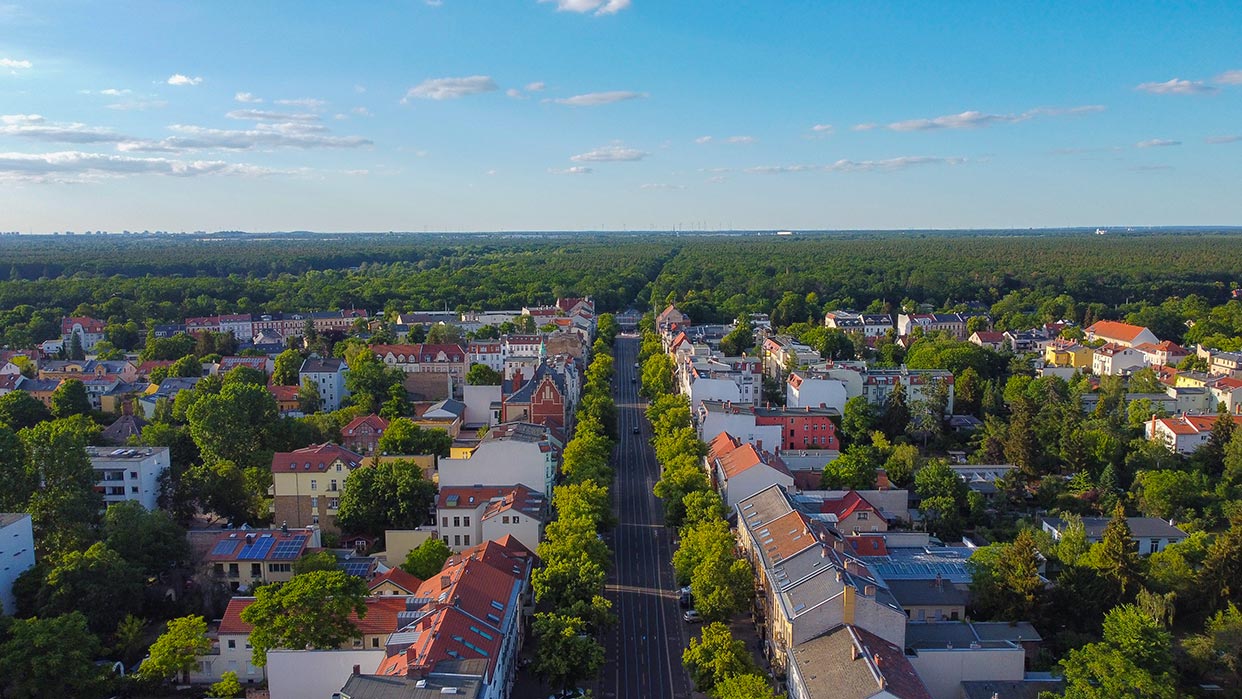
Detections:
[718, 462, 794, 510]
[480, 508, 543, 556]
[300, 358, 349, 412]
[1092, 346, 1146, 376]
[267, 649, 384, 699]
[786, 373, 849, 413]
[0, 514, 35, 615]
[438, 438, 557, 498]
[696, 409, 782, 452]
[463, 384, 502, 427]
[87, 446, 170, 510]
[192, 630, 265, 684]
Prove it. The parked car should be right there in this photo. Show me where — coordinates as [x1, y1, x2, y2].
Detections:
[678, 591, 693, 608]
[683, 609, 702, 623]
[632, 426, 640, 434]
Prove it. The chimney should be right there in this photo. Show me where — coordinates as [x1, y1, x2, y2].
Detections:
[875, 469, 890, 491]
[352, 664, 360, 676]
[440, 575, 451, 590]
[864, 584, 877, 597]
[873, 653, 882, 668]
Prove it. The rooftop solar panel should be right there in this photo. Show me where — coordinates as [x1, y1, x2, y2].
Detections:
[210, 539, 240, 557]
[270, 536, 307, 560]
[239, 534, 275, 560]
[343, 561, 372, 577]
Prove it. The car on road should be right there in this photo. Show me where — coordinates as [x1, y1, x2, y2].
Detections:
[632, 426, 640, 434]
[547, 690, 587, 699]
[683, 609, 702, 623]
[679, 590, 693, 608]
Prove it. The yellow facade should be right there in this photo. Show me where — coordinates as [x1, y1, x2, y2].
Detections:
[1044, 344, 1092, 368]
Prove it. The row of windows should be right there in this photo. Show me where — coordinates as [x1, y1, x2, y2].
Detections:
[444, 534, 472, 547]
[307, 479, 340, 491]
[309, 496, 340, 510]
[216, 562, 294, 577]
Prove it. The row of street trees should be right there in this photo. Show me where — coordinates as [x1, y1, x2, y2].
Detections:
[639, 327, 777, 699]
[530, 320, 619, 691]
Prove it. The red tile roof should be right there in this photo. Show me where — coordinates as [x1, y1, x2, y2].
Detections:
[480, 485, 547, 522]
[437, 486, 512, 510]
[445, 535, 536, 579]
[1153, 413, 1242, 435]
[707, 432, 743, 462]
[845, 535, 889, 557]
[343, 414, 389, 436]
[368, 567, 423, 595]
[820, 491, 882, 520]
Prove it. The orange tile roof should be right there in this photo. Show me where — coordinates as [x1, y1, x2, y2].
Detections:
[445, 535, 536, 578]
[1154, 413, 1242, 435]
[707, 431, 743, 462]
[756, 510, 820, 564]
[1086, 320, 1150, 343]
[845, 535, 889, 557]
[270, 443, 363, 473]
[717, 443, 791, 480]
[368, 567, 423, 595]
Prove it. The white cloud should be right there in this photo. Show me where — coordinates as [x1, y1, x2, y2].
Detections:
[694, 136, 713, 144]
[744, 156, 966, 175]
[1, 57, 32, 71]
[106, 100, 167, 111]
[886, 105, 1103, 131]
[166, 73, 203, 86]
[1215, 70, 1242, 85]
[403, 76, 498, 101]
[540, 0, 630, 15]
[120, 123, 372, 152]
[725, 135, 755, 144]
[425, 0, 443, 6]
[0, 150, 275, 183]
[485, 169, 498, 176]
[351, 106, 372, 117]
[1, 114, 43, 125]
[549, 166, 593, 175]
[640, 183, 685, 190]
[811, 124, 833, 133]
[354, 84, 367, 94]
[852, 123, 878, 131]
[548, 90, 646, 106]
[569, 145, 648, 162]
[99, 88, 131, 96]
[1206, 135, 1241, 144]
[506, 88, 524, 99]
[1136, 138, 1181, 148]
[0, 115, 131, 144]
[706, 175, 727, 184]
[525, 81, 546, 92]
[275, 97, 327, 110]
[1136, 78, 1216, 95]
[234, 92, 262, 103]
[226, 109, 320, 123]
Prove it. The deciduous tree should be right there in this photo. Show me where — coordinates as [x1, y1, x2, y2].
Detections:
[681, 622, 759, 694]
[241, 570, 369, 666]
[138, 615, 212, 683]
[401, 537, 451, 580]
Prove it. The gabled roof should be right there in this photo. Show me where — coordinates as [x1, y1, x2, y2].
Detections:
[1086, 320, 1152, 343]
[445, 535, 536, 580]
[300, 356, 346, 373]
[1150, 413, 1242, 436]
[717, 443, 792, 480]
[437, 486, 512, 510]
[819, 491, 882, 520]
[219, 596, 408, 637]
[369, 567, 423, 595]
[270, 443, 363, 473]
[343, 414, 390, 436]
[707, 432, 743, 462]
[100, 414, 147, 445]
[1043, 515, 1188, 540]
[480, 485, 547, 523]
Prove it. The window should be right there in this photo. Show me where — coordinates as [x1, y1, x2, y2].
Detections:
[453, 517, 461, 527]
[329, 498, 339, 510]
[330, 480, 338, 491]
[251, 563, 261, 577]
[268, 563, 291, 573]
[454, 535, 461, 546]
[214, 563, 224, 576]
[310, 480, 317, 491]
[228, 563, 239, 577]
[129, 471, 138, 479]
[442, 517, 449, 528]
[857, 512, 868, 520]
[312, 515, 319, 524]
[463, 516, 470, 527]
[464, 535, 471, 546]
[311, 496, 319, 509]
[371, 637, 380, 648]
[443, 536, 449, 544]
[227, 640, 236, 649]
[336, 463, 342, 472]
[502, 516, 510, 524]
[131, 486, 139, 493]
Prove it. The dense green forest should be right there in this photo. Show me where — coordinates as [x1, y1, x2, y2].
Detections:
[2, 231, 1242, 350]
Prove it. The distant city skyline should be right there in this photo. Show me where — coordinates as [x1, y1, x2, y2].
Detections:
[1, 1, 1241, 231]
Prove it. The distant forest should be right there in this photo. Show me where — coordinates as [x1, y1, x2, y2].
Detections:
[1, 231, 1241, 348]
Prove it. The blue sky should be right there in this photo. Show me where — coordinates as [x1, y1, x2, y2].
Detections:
[1, 0, 1240, 232]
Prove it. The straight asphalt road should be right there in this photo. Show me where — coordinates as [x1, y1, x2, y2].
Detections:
[597, 336, 693, 699]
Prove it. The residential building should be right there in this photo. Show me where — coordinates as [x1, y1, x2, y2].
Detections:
[678, 354, 762, 410]
[818, 491, 887, 534]
[270, 443, 365, 533]
[1209, 377, 1242, 414]
[656, 304, 691, 332]
[501, 362, 571, 429]
[368, 567, 424, 597]
[903, 622, 1032, 699]
[735, 485, 908, 673]
[0, 513, 35, 615]
[342, 414, 389, 455]
[950, 464, 1018, 500]
[1084, 320, 1159, 348]
[20, 378, 61, 408]
[467, 341, 504, 373]
[61, 316, 105, 352]
[787, 624, 932, 699]
[859, 368, 955, 413]
[706, 433, 795, 509]
[1043, 339, 1093, 370]
[968, 331, 1006, 351]
[1146, 413, 1242, 454]
[762, 335, 822, 379]
[697, 400, 840, 452]
[87, 446, 170, 510]
[1207, 349, 1242, 378]
[436, 485, 547, 553]
[267, 384, 301, 416]
[216, 355, 270, 377]
[897, 313, 987, 340]
[438, 422, 560, 498]
[786, 370, 850, 413]
[203, 527, 318, 590]
[823, 310, 893, 337]
[1042, 515, 1188, 555]
[1092, 343, 1146, 376]
[1003, 329, 1053, 353]
[218, 314, 255, 340]
[100, 413, 147, 445]
[1133, 340, 1189, 367]
[462, 384, 503, 428]
[300, 356, 349, 411]
[885, 578, 969, 623]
